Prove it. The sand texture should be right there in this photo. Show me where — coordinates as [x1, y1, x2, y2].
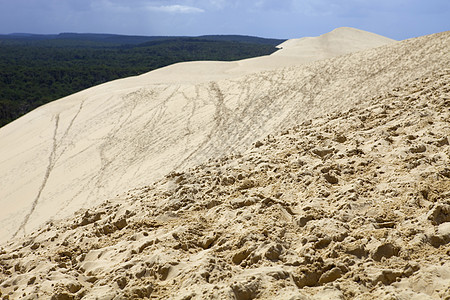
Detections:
[0, 28, 449, 299]
[0, 64, 449, 299]
[0, 28, 443, 244]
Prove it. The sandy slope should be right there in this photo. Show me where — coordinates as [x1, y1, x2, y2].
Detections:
[144, 27, 395, 83]
[0, 27, 399, 243]
[0, 62, 448, 299]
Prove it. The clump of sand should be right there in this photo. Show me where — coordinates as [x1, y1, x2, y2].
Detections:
[0, 67, 448, 299]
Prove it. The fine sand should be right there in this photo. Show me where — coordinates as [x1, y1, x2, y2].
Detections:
[0, 27, 396, 243]
[0, 28, 449, 299]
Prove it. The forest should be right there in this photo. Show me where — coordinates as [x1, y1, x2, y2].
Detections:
[0, 33, 284, 127]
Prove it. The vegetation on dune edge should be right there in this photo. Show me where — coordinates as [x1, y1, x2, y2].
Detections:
[0, 35, 283, 127]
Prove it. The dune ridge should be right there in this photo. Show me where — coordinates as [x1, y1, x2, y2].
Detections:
[137, 27, 396, 84]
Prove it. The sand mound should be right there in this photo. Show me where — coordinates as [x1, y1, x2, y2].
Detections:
[274, 27, 395, 59]
[1, 68, 448, 299]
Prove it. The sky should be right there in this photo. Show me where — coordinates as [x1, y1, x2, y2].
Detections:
[0, 0, 448, 40]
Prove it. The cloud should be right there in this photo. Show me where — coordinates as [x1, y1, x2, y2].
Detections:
[0, 0, 447, 39]
[90, 1, 205, 14]
[146, 4, 205, 13]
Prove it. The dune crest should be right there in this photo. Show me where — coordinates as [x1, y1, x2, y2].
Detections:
[141, 27, 396, 83]
[274, 27, 395, 58]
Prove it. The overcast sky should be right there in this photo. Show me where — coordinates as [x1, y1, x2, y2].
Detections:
[0, 0, 448, 40]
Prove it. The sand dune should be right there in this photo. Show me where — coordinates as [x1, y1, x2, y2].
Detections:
[139, 27, 396, 83]
[0, 26, 449, 300]
[0, 47, 448, 298]
[0, 27, 399, 243]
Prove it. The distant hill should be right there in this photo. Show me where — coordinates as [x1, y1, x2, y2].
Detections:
[0, 33, 285, 127]
[0, 33, 285, 47]
[195, 35, 285, 45]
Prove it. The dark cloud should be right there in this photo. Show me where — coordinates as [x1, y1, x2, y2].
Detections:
[0, 0, 448, 39]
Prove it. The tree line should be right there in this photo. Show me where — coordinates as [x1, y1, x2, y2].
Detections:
[0, 35, 282, 127]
